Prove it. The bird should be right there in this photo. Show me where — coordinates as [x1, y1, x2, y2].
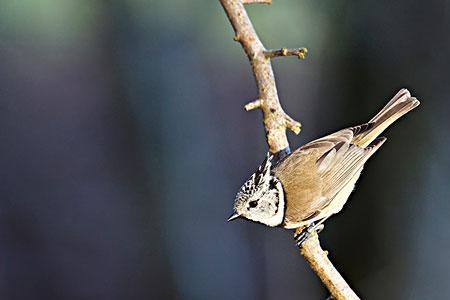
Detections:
[228, 88, 420, 245]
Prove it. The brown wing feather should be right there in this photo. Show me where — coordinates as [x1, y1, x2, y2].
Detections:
[274, 126, 385, 227]
[321, 137, 386, 199]
[273, 128, 354, 224]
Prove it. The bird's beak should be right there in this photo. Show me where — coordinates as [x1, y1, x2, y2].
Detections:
[227, 213, 240, 222]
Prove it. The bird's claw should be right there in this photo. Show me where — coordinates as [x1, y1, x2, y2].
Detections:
[294, 223, 325, 247]
[294, 229, 310, 247]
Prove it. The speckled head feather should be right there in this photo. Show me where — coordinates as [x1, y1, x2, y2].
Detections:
[231, 153, 285, 227]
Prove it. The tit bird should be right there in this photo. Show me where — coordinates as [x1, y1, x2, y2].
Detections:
[228, 89, 420, 244]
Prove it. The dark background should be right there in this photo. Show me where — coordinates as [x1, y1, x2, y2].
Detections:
[0, 0, 449, 299]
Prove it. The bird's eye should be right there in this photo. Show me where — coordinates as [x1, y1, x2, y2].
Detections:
[249, 200, 258, 208]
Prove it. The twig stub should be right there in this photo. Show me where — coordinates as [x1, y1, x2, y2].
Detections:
[244, 99, 262, 111]
[264, 47, 308, 59]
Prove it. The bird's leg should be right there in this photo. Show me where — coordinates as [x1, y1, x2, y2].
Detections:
[294, 217, 329, 247]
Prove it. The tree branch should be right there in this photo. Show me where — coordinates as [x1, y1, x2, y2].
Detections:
[299, 231, 360, 300]
[264, 47, 308, 59]
[219, 1, 360, 299]
[219, 0, 301, 153]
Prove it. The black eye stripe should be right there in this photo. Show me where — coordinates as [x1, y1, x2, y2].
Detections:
[269, 179, 277, 189]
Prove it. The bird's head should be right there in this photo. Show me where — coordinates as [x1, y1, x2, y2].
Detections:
[228, 153, 285, 227]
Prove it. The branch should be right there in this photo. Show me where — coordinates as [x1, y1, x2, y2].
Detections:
[264, 47, 308, 59]
[219, 0, 301, 153]
[219, 1, 360, 299]
[299, 231, 360, 300]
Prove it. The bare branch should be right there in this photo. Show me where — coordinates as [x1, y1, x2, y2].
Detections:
[219, 1, 359, 299]
[264, 47, 308, 59]
[299, 231, 360, 300]
[219, 0, 301, 153]
[242, 0, 272, 4]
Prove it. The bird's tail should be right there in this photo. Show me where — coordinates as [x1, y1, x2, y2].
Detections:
[352, 88, 420, 148]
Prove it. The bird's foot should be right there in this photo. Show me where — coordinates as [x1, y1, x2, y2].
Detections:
[294, 223, 325, 247]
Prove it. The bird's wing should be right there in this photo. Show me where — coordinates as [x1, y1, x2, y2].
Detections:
[308, 124, 387, 205]
[278, 125, 385, 222]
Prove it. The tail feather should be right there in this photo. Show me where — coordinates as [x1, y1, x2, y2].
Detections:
[352, 89, 420, 148]
[365, 137, 387, 154]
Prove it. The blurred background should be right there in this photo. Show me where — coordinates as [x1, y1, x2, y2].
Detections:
[0, 0, 449, 299]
